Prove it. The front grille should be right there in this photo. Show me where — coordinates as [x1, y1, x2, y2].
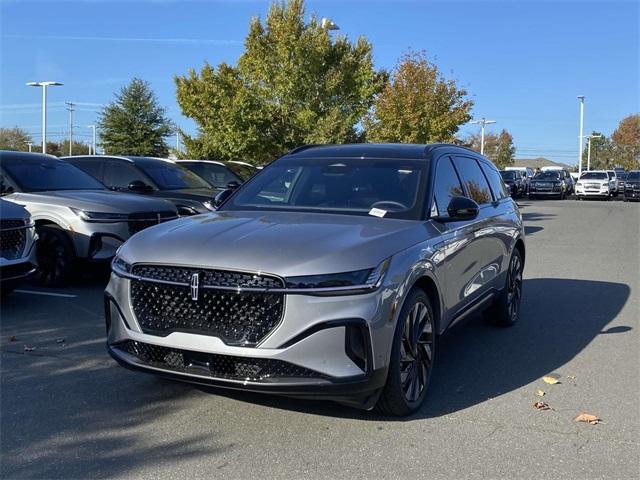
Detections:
[130, 266, 285, 346]
[0, 223, 27, 260]
[116, 340, 322, 381]
[128, 211, 177, 235]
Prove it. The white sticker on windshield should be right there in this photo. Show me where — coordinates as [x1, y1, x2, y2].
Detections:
[369, 208, 387, 218]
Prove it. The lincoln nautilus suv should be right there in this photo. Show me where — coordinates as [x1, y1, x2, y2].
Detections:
[106, 144, 526, 416]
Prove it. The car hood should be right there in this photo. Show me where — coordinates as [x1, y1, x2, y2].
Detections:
[154, 188, 219, 213]
[0, 198, 30, 220]
[119, 211, 434, 277]
[8, 190, 177, 213]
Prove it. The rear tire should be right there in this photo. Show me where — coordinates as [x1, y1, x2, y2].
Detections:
[376, 288, 436, 416]
[485, 248, 523, 328]
[34, 226, 75, 287]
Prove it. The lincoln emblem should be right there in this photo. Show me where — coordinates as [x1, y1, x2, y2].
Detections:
[190, 273, 199, 301]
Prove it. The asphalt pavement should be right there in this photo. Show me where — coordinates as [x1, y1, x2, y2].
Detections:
[1, 199, 639, 479]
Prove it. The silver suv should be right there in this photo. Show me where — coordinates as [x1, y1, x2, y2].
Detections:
[0, 151, 178, 286]
[106, 144, 525, 416]
[1, 199, 37, 295]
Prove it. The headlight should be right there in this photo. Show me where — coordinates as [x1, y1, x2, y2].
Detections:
[576, 182, 582, 187]
[70, 208, 129, 222]
[284, 258, 390, 293]
[111, 255, 132, 275]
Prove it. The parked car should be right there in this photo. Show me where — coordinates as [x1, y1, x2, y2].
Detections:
[499, 170, 525, 197]
[528, 170, 569, 199]
[617, 172, 627, 193]
[0, 151, 179, 286]
[574, 170, 612, 200]
[505, 166, 533, 192]
[228, 161, 262, 175]
[623, 170, 640, 201]
[175, 160, 257, 191]
[65, 155, 218, 215]
[606, 170, 619, 196]
[106, 143, 525, 416]
[0, 199, 37, 295]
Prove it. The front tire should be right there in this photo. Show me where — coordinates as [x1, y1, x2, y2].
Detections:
[34, 226, 75, 287]
[486, 248, 523, 327]
[376, 289, 436, 416]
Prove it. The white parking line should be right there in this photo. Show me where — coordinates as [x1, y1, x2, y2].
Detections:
[14, 290, 78, 298]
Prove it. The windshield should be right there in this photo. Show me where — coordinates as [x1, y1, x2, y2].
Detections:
[580, 172, 608, 180]
[223, 157, 427, 220]
[500, 171, 517, 180]
[229, 163, 259, 181]
[1, 156, 106, 192]
[136, 160, 212, 190]
[626, 171, 640, 181]
[181, 162, 242, 188]
[533, 171, 560, 180]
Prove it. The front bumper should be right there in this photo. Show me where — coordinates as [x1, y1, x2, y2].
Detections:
[104, 272, 392, 408]
[1, 226, 38, 282]
[575, 186, 610, 198]
[624, 188, 640, 200]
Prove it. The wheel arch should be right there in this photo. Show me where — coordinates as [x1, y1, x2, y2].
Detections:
[411, 275, 443, 336]
[34, 219, 77, 257]
[513, 238, 525, 267]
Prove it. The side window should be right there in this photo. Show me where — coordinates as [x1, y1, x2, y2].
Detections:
[479, 161, 509, 200]
[73, 158, 103, 181]
[451, 156, 493, 205]
[432, 157, 464, 217]
[104, 161, 148, 189]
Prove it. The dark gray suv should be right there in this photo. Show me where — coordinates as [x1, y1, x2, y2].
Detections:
[106, 144, 525, 416]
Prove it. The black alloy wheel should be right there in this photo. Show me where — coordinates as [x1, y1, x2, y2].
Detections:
[486, 248, 524, 327]
[34, 226, 75, 287]
[377, 289, 436, 416]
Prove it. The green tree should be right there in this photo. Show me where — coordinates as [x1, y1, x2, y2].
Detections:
[58, 139, 91, 156]
[176, 0, 385, 164]
[364, 51, 473, 143]
[582, 131, 613, 170]
[98, 78, 173, 156]
[611, 114, 640, 170]
[494, 129, 516, 169]
[0, 127, 33, 151]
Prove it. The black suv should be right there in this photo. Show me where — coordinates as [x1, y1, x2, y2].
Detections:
[65, 156, 218, 215]
[623, 170, 640, 201]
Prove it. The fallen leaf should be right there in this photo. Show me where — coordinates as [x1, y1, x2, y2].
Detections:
[533, 401, 551, 411]
[23, 345, 35, 352]
[575, 413, 600, 425]
[9, 336, 16, 342]
[542, 374, 561, 385]
[567, 374, 576, 380]
[535, 389, 546, 397]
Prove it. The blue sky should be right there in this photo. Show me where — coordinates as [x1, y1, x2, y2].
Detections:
[1, 0, 638, 164]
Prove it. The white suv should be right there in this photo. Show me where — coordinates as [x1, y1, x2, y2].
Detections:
[575, 171, 612, 200]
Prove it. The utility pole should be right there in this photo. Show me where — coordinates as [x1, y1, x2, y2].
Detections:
[88, 125, 96, 155]
[26, 81, 63, 153]
[586, 134, 602, 171]
[26, 142, 33, 152]
[176, 132, 180, 153]
[65, 102, 75, 155]
[470, 117, 496, 155]
[577, 96, 585, 175]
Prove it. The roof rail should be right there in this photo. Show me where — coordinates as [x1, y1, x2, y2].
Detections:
[286, 144, 323, 155]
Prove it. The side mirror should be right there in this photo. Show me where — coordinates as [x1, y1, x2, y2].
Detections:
[128, 180, 153, 193]
[439, 196, 480, 222]
[213, 188, 234, 209]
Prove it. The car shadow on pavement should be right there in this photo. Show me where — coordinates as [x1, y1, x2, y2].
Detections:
[524, 225, 544, 236]
[192, 278, 631, 421]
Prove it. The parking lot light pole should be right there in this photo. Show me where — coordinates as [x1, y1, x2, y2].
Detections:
[586, 134, 602, 171]
[470, 117, 496, 155]
[26, 81, 63, 153]
[577, 95, 585, 175]
[88, 125, 97, 155]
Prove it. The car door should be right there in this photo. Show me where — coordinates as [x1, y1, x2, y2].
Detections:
[442, 155, 504, 319]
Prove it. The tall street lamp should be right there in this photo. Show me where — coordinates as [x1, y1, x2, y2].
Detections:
[577, 95, 585, 175]
[470, 117, 496, 155]
[87, 125, 97, 155]
[26, 81, 63, 153]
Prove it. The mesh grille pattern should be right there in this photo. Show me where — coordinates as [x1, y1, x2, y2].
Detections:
[128, 211, 177, 235]
[131, 265, 283, 289]
[1, 219, 26, 229]
[0, 226, 26, 260]
[130, 275, 284, 346]
[117, 340, 321, 381]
